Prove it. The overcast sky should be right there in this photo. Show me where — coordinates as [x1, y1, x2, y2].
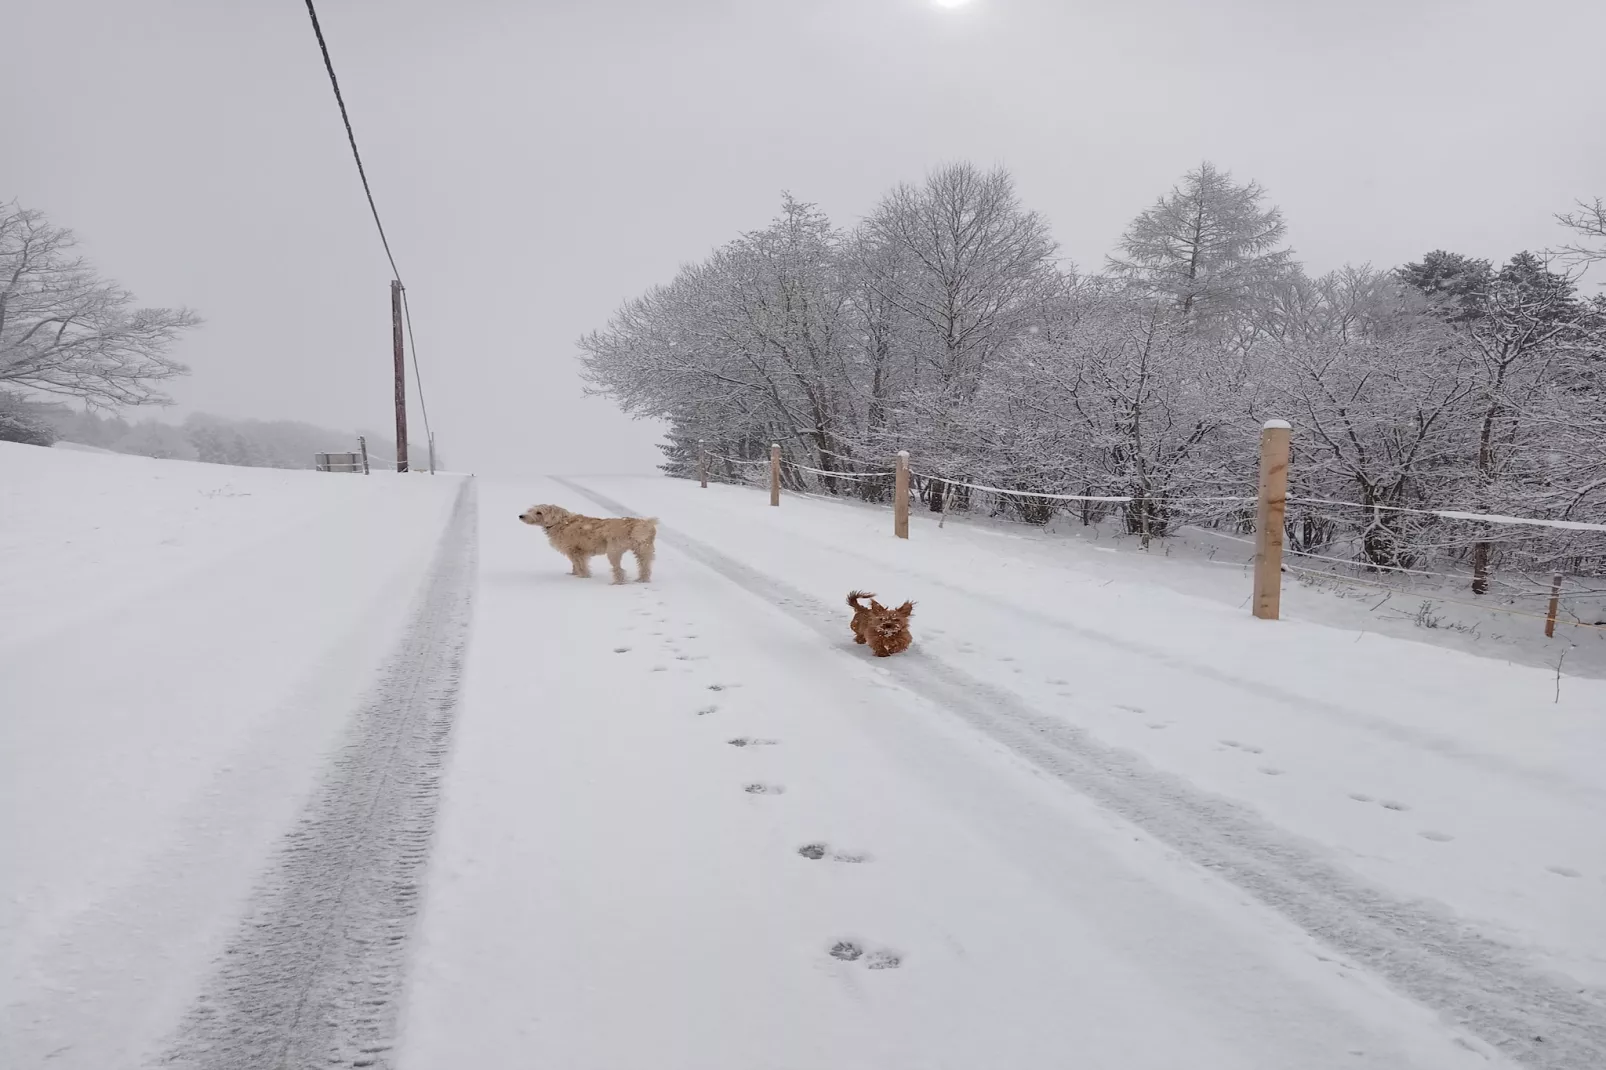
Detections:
[6, 0, 1603, 475]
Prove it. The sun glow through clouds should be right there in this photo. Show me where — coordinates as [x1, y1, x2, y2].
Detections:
[932, 0, 975, 9]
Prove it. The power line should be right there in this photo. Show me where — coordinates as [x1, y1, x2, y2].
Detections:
[400, 287, 433, 443]
[302, 0, 435, 451]
[302, 0, 400, 282]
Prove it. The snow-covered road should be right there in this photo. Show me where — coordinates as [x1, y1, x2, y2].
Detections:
[5, 447, 1602, 1068]
[401, 476, 1606, 1069]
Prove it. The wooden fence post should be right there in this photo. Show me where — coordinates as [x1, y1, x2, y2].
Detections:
[358, 435, 370, 475]
[1545, 573, 1564, 638]
[1253, 420, 1292, 620]
[698, 440, 708, 488]
[894, 451, 910, 539]
[769, 443, 781, 506]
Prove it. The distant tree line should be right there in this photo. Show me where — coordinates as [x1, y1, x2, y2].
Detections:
[18, 405, 410, 471]
[580, 163, 1606, 589]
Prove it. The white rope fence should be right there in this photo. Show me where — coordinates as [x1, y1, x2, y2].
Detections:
[909, 475, 1136, 503]
[814, 444, 895, 474]
[1288, 496, 1606, 535]
[707, 450, 1604, 538]
[708, 450, 1604, 538]
[1204, 524, 1603, 604]
[787, 461, 892, 484]
[907, 473, 1261, 507]
[1280, 562, 1606, 633]
[692, 428, 1604, 635]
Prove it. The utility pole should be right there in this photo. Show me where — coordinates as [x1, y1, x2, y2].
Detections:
[391, 279, 409, 473]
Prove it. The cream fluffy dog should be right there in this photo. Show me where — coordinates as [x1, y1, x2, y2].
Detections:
[518, 504, 657, 584]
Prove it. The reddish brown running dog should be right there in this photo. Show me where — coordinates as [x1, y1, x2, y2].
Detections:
[847, 590, 914, 657]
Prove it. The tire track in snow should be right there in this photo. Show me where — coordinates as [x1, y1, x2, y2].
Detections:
[560, 479, 1606, 1070]
[152, 480, 477, 1070]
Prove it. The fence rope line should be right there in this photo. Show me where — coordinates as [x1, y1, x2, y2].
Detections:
[701, 446, 1603, 628]
[789, 466, 1606, 536]
[1277, 505, 1606, 576]
[911, 472, 1259, 506]
[1283, 563, 1606, 632]
[399, 287, 434, 447]
[707, 451, 1605, 534]
[910, 474, 1135, 503]
[814, 445, 895, 473]
[1288, 496, 1606, 535]
[1284, 547, 1595, 599]
[785, 461, 890, 484]
[705, 451, 893, 481]
[1193, 525, 1600, 600]
[713, 454, 1254, 508]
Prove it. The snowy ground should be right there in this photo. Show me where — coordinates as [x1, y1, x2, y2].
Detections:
[402, 476, 1605, 1069]
[4, 449, 1603, 1068]
[0, 443, 467, 1067]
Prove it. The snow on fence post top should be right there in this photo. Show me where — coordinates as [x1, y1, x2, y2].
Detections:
[1264, 419, 1292, 430]
[898, 450, 909, 458]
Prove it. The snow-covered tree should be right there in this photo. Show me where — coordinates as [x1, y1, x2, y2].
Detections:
[1556, 197, 1606, 274]
[1267, 322, 1478, 568]
[1452, 254, 1595, 591]
[0, 203, 199, 407]
[860, 163, 1062, 508]
[1397, 250, 1493, 324]
[1107, 162, 1295, 323]
[578, 160, 1606, 589]
[0, 389, 64, 446]
[973, 285, 1250, 540]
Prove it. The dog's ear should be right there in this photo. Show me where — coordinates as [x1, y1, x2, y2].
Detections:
[894, 601, 915, 617]
[870, 599, 886, 613]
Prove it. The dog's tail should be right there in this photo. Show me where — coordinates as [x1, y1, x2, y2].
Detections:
[629, 517, 659, 543]
[847, 590, 875, 609]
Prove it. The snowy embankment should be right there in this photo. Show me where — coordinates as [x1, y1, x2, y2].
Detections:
[0, 442, 466, 1067]
[402, 476, 1605, 1070]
